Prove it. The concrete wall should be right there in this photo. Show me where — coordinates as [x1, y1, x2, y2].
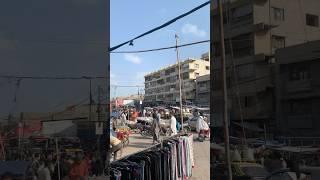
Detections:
[276, 40, 320, 136]
[254, 0, 320, 55]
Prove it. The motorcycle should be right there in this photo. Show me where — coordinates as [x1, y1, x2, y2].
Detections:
[137, 123, 153, 137]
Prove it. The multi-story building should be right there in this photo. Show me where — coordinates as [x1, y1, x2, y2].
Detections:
[276, 40, 320, 137]
[144, 53, 210, 105]
[211, 0, 320, 132]
[196, 74, 210, 107]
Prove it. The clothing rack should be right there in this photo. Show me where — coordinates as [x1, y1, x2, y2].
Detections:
[111, 133, 189, 163]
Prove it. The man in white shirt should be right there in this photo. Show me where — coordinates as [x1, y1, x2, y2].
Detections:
[170, 113, 177, 136]
[143, 109, 146, 117]
[120, 111, 127, 126]
[37, 161, 52, 180]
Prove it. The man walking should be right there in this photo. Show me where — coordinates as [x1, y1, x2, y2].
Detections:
[152, 108, 161, 144]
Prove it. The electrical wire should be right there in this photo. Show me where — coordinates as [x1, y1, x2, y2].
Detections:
[111, 40, 210, 54]
[109, 1, 210, 52]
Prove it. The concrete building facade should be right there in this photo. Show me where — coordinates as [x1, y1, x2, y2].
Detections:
[144, 54, 210, 105]
[211, 0, 320, 133]
[196, 74, 210, 107]
[276, 40, 320, 137]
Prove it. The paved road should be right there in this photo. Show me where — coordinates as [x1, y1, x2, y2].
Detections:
[118, 132, 210, 179]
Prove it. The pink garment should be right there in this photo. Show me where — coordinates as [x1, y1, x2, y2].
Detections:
[188, 134, 195, 167]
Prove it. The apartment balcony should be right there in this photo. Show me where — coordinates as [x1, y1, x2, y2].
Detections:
[231, 105, 272, 120]
[254, 23, 277, 33]
[198, 86, 209, 93]
[253, 0, 268, 4]
[285, 80, 312, 93]
[287, 115, 313, 129]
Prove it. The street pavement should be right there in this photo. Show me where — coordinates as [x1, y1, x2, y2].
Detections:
[118, 132, 210, 179]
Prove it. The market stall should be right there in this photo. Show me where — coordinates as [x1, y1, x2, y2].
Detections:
[110, 133, 195, 180]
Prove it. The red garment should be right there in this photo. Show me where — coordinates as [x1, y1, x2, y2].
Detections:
[84, 156, 92, 173]
[69, 161, 88, 180]
[130, 111, 138, 121]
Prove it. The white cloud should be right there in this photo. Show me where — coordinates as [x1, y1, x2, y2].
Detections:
[181, 23, 207, 37]
[110, 73, 115, 78]
[124, 54, 142, 64]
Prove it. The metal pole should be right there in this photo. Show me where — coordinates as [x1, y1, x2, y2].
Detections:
[264, 122, 267, 145]
[55, 137, 61, 180]
[175, 34, 184, 131]
[97, 86, 101, 158]
[217, 0, 232, 179]
[89, 79, 92, 121]
[18, 121, 22, 160]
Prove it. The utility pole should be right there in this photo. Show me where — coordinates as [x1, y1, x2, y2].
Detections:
[55, 137, 61, 180]
[138, 87, 142, 112]
[97, 86, 101, 157]
[175, 34, 184, 131]
[17, 112, 25, 160]
[89, 79, 92, 121]
[218, 0, 232, 179]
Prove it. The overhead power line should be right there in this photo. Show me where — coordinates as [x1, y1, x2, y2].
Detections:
[111, 40, 210, 54]
[109, 1, 210, 52]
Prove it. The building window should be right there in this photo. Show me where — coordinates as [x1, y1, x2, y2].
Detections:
[237, 64, 254, 80]
[272, 35, 285, 49]
[289, 100, 312, 114]
[183, 72, 189, 79]
[195, 73, 200, 78]
[272, 7, 285, 21]
[243, 96, 254, 107]
[289, 66, 310, 81]
[194, 64, 199, 69]
[206, 66, 210, 70]
[306, 14, 319, 27]
[231, 4, 253, 22]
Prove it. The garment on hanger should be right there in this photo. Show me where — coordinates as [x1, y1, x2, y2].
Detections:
[110, 134, 194, 180]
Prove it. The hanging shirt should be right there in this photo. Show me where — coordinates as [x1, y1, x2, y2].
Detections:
[170, 116, 177, 135]
[69, 161, 88, 180]
[196, 116, 209, 133]
[37, 166, 52, 180]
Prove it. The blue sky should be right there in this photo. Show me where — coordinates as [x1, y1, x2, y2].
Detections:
[110, 0, 210, 98]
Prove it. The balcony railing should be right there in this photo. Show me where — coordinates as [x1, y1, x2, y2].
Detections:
[198, 86, 209, 92]
[285, 80, 311, 93]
